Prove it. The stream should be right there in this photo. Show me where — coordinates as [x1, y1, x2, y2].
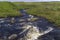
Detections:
[0, 9, 60, 40]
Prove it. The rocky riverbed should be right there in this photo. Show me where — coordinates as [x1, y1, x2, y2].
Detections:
[0, 9, 60, 40]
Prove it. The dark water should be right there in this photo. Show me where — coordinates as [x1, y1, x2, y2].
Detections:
[0, 9, 60, 40]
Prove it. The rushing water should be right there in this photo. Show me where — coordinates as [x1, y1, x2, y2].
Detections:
[0, 9, 60, 40]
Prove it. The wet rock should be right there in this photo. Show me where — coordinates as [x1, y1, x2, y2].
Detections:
[27, 18, 38, 21]
[19, 19, 25, 22]
[10, 17, 15, 24]
[0, 18, 5, 23]
[8, 34, 17, 40]
[29, 15, 34, 18]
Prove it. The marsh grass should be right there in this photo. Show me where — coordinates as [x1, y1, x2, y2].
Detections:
[0, 2, 60, 26]
[14, 2, 60, 26]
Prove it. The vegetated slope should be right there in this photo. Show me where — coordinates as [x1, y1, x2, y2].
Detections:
[0, 2, 20, 17]
[14, 2, 60, 26]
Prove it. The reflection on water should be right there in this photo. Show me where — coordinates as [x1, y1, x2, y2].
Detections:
[0, 9, 60, 40]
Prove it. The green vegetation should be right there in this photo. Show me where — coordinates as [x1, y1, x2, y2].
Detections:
[14, 2, 60, 26]
[0, 2, 60, 26]
[0, 2, 20, 17]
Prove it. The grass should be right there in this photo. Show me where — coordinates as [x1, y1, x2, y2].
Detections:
[0, 2, 60, 26]
[0, 2, 20, 17]
[14, 2, 60, 26]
